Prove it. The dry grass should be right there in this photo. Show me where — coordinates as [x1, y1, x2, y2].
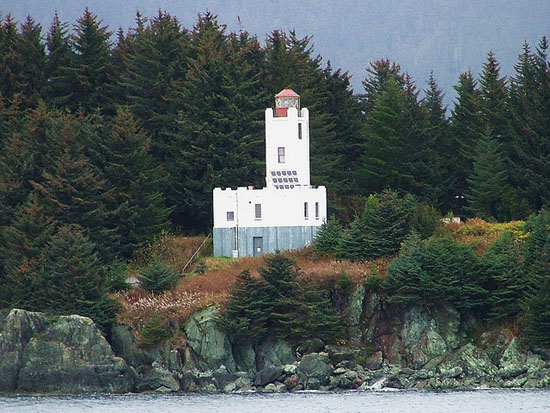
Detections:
[440, 218, 526, 255]
[132, 232, 212, 273]
[116, 246, 392, 331]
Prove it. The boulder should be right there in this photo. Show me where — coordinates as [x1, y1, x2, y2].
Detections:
[110, 323, 149, 368]
[184, 306, 236, 372]
[262, 382, 286, 393]
[0, 309, 49, 392]
[17, 315, 134, 393]
[256, 336, 295, 370]
[297, 352, 333, 388]
[135, 365, 180, 392]
[254, 365, 283, 386]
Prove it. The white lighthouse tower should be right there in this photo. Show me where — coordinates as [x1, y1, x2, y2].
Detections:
[213, 89, 327, 257]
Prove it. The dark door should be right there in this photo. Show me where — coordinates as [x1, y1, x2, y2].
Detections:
[253, 236, 263, 257]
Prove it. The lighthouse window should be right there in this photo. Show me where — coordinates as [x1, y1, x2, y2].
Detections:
[298, 123, 302, 139]
[304, 202, 309, 219]
[315, 202, 319, 219]
[278, 147, 285, 163]
[227, 211, 234, 221]
[255, 203, 262, 219]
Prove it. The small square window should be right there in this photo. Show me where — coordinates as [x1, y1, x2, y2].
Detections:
[278, 147, 285, 163]
[227, 211, 234, 221]
[255, 203, 261, 219]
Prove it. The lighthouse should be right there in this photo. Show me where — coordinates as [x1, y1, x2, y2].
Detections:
[212, 89, 327, 257]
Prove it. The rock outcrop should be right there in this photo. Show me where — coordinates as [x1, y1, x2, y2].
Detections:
[0, 309, 134, 394]
[2, 286, 550, 395]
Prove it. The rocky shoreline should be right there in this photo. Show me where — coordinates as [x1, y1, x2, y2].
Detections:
[1, 288, 550, 394]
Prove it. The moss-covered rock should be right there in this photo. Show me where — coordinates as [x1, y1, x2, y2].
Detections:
[0, 309, 49, 392]
[17, 315, 134, 393]
[184, 306, 236, 372]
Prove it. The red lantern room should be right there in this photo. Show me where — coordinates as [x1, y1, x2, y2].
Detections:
[274, 88, 300, 117]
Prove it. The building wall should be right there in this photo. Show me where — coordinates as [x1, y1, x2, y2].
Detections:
[213, 186, 327, 229]
[265, 107, 310, 188]
[213, 225, 321, 257]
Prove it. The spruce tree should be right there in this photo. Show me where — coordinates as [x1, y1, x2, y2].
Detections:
[32, 147, 119, 262]
[508, 39, 550, 213]
[53, 8, 113, 113]
[42, 12, 74, 103]
[14, 16, 45, 109]
[89, 108, 170, 258]
[313, 217, 344, 254]
[450, 71, 484, 206]
[35, 225, 116, 334]
[466, 131, 510, 220]
[363, 190, 416, 260]
[217, 270, 271, 343]
[483, 232, 526, 321]
[0, 194, 55, 308]
[357, 77, 405, 194]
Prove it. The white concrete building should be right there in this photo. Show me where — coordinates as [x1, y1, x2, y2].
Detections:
[213, 89, 327, 257]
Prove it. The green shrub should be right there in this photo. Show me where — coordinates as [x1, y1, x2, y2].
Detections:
[410, 203, 442, 239]
[383, 235, 488, 314]
[138, 261, 179, 293]
[139, 316, 171, 348]
[105, 262, 132, 292]
[313, 217, 343, 254]
[219, 253, 343, 345]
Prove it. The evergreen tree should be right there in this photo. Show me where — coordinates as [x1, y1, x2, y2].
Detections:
[118, 10, 188, 162]
[14, 16, 45, 108]
[172, 13, 264, 229]
[483, 232, 526, 321]
[450, 71, 484, 208]
[217, 270, 271, 343]
[42, 12, 74, 102]
[508, 39, 550, 213]
[31, 146, 119, 262]
[422, 72, 454, 210]
[274, 278, 343, 345]
[89, 108, 170, 258]
[0, 15, 20, 101]
[466, 131, 511, 220]
[53, 8, 113, 113]
[313, 217, 344, 254]
[138, 261, 178, 293]
[363, 190, 416, 260]
[0, 194, 55, 308]
[523, 211, 550, 346]
[337, 214, 370, 261]
[357, 77, 405, 194]
[35, 225, 116, 334]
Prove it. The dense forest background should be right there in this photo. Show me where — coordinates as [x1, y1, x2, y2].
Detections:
[4, 0, 550, 103]
[0, 9, 549, 336]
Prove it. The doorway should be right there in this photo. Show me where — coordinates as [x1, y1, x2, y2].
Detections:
[253, 236, 263, 257]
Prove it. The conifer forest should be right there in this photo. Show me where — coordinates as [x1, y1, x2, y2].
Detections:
[0, 9, 550, 344]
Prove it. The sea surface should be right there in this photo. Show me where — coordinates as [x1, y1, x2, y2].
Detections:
[1, 389, 549, 413]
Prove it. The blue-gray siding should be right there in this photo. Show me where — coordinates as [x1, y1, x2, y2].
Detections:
[213, 225, 321, 257]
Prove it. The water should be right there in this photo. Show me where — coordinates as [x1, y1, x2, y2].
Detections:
[1, 390, 549, 413]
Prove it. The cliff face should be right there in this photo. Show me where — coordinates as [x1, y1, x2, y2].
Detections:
[2, 288, 550, 394]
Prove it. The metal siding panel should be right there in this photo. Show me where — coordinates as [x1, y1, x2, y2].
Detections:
[218, 225, 322, 257]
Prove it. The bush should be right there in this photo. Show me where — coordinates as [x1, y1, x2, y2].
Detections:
[138, 261, 179, 293]
[313, 217, 343, 254]
[105, 262, 132, 292]
[410, 203, 441, 239]
[219, 253, 343, 345]
[139, 316, 171, 348]
[383, 235, 488, 314]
